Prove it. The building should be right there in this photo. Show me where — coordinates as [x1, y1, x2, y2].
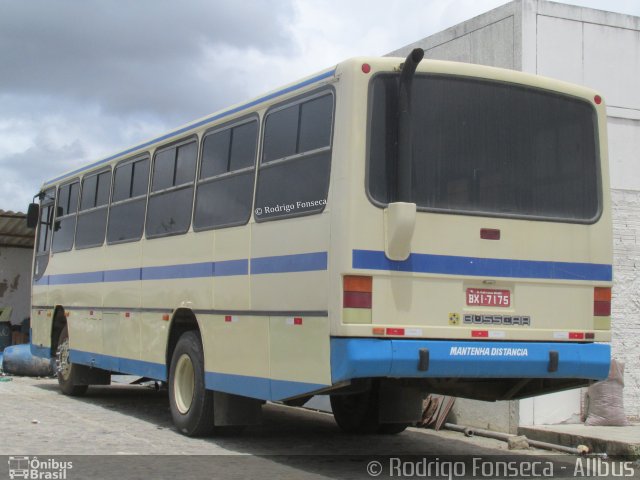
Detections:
[0, 210, 34, 333]
[389, 0, 640, 428]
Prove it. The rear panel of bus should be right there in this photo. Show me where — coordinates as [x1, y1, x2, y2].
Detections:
[327, 58, 612, 396]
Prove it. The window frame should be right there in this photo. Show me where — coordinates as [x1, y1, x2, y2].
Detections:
[35, 188, 56, 256]
[51, 178, 80, 253]
[74, 167, 113, 250]
[254, 87, 335, 223]
[106, 153, 151, 245]
[193, 114, 259, 232]
[145, 135, 199, 239]
[364, 72, 603, 225]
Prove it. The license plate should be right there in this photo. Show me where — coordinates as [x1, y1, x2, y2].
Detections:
[466, 288, 511, 307]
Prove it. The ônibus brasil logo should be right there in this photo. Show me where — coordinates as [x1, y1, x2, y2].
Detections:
[8, 456, 73, 479]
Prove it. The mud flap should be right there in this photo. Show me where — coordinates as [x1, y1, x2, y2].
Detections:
[74, 364, 111, 385]
[378, 379, 424, 424]
[213, 391, 262, 426]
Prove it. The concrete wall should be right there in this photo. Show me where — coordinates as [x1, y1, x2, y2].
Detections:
[0, 246, 32, 326]
[389, 0, 640, 422]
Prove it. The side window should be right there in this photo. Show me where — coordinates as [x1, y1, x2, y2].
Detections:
[194, 119, 257, 230]
[255, 92, 333, 221]
[75, 169, 112, 249]
[107, 156, 150, 244]
[33, 188, 56, 280]
[51, 180, 80, 253]
[145, 139, 197, 238]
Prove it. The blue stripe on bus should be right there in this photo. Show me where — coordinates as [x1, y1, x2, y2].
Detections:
[49, 270, 104, 285]
[330, 338, 611, 382]
[45, 69, 336, 185]
[104, 268, 142, 282]
[34, 253, 326, 286]
[215, 259, 249, 277]
[352, 249, 613, 281]
[70, 349, 167, 380]
[141, 262, 213, 281]
[251, 252, 328, 275]
[65, 348, 327, 401]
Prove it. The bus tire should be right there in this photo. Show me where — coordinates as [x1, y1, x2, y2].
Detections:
[56, 325, 89, 396]
[377, 423, 409, 435]
[330, 387, 380, 434]
[168, 330, 214, 437]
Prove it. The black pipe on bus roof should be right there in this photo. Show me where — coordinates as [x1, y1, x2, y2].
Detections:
[397, 47, 424, 203]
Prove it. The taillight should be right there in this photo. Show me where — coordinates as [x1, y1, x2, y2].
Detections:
[343, 275, 372, 308]
[594, 287, 611, 316]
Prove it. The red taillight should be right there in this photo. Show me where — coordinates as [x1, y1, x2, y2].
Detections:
[594, 287, 611, 316]
[344, 276, 372, 308]
[594, 95, 602, 105]
[361, 63, 371, 74]
[569, 332, 585, 340]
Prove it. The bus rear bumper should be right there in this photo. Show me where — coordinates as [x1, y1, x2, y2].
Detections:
[330, 338, 610, 384]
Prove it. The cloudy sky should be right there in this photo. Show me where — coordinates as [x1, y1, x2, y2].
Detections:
[1, 0, 639, 212]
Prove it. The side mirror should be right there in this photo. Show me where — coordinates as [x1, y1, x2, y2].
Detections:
[26, 203, 39, 229]
[384, 202, 416, 261]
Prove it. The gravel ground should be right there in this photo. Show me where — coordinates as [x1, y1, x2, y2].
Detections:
[0, 375, 601, 479]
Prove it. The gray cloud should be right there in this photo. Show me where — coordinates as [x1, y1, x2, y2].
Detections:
[0, 0, 637, 213]
[0, 0, 295, 118]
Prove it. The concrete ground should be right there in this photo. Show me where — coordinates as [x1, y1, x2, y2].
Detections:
[1, 376, 638, 479]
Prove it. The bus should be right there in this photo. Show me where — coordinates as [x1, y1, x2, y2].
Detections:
[28, 49, 612, 436]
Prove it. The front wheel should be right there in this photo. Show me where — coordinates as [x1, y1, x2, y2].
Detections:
[56, 325, 89, 396]
[168, 331, 214, 436]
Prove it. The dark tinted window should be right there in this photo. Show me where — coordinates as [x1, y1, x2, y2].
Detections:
[36, 188, 55, 255]
[152, 149, 175, 191]
[79, 170, 111, 211]
[262, 106, 298, 162]
[175, 142, 197, 185]
[298, 95, 333, 152]
[52, 180, 79, 252]
[368, 74, 600, 222]
[75, 209, 108, 249]
[195, 120, 257, 230]
[201, 130, 230, 179]
[80, 175, 97, 210]
[34, 188, 55, 280]
[146, 186, 194, 237]
[76, 170, 111, 249]
[229, 122, 258, 171]
[131, 159, 150, 197]
[96, 171, 111, 206]
[107, 200, 146, 243]
[255, 93, 333, 221]
[146, 140, 197, 238]
[112, 163, 132, 202]
[107, 156, 149, 244]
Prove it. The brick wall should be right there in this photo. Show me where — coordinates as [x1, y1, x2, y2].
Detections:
[611, 188, 640, 420]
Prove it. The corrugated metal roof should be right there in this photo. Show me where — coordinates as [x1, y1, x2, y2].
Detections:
[0, 210, 35, 249]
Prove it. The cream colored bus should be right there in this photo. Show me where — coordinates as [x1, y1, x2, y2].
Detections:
[28, 49, 613, 436]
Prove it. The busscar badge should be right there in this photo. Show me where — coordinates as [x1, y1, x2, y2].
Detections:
[448, 313, 460, 325]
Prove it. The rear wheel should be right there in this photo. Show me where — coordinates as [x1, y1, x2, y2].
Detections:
[330, 381, 409, 435]
[56, 325, 89, 396]
[169, 331, 214, 436]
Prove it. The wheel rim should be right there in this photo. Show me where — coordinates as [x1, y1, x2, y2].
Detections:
[174, 353, 195, 414]
[57, 337, 71, 381]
